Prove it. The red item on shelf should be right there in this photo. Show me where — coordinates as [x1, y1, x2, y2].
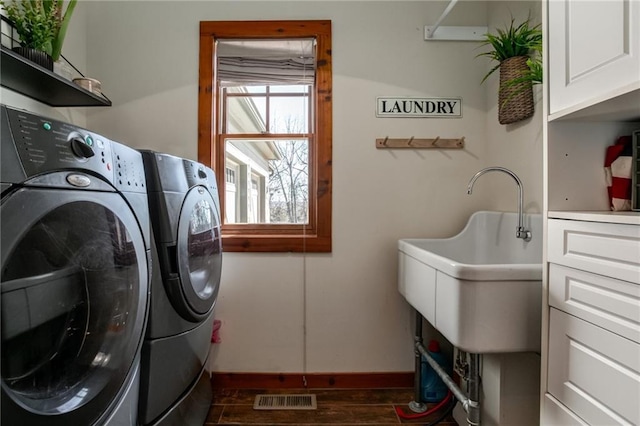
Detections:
[604, 136, 632, 211]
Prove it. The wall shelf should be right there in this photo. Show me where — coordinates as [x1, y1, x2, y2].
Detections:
[0, 46, 111, 107]
[548, 83, 640, 123]
[548, 210, 640, 226]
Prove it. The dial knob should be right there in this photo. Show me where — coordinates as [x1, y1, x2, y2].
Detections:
[70, 137, 95, 159]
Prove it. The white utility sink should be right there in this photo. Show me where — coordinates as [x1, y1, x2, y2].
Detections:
[398, 211, 542, 353]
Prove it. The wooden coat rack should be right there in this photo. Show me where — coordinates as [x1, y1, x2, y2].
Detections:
[375, 136, 465, 149]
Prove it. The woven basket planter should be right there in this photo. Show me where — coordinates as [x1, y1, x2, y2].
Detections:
[498, 56, 534, 125]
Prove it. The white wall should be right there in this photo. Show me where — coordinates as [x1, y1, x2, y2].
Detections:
[80, 1, 542, 375]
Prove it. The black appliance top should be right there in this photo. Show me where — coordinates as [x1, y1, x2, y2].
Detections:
[140, 150, 218, 196]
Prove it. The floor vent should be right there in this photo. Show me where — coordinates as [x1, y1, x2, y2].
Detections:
[253, 394, 317, 410]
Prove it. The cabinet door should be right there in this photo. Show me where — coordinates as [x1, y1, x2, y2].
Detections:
[548, 0, 640, 114]
[548, 308, 640, 425]
[547, 219, 640, 284]
[542, 394, 587, 426]
[549, 263, 640, 344]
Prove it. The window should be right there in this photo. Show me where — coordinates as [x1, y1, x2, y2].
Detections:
[198, 21, 332, 252]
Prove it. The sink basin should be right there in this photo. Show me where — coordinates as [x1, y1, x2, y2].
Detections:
[398, 211, 542, 353]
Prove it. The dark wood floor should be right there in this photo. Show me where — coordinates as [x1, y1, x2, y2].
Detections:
[206, 388, 458, 425]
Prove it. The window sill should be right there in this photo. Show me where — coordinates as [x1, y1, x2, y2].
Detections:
[222, 234, 331, 253]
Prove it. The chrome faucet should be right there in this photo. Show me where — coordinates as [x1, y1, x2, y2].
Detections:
[466, 167, 532, 242]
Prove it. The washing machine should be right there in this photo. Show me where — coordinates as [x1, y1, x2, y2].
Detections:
[138, 151, 222, 425]
[0, 105, 151, 425]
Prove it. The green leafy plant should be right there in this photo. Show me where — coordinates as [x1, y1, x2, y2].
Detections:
[1, 0, 57, 54]
[51, 0, 77, 61]
[477, 17, 543, 84]
[1, 0, 77, 60]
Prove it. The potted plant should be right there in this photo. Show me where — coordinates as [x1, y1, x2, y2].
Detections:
[50, 0, 77, 62]
[477, 17, 543, 125]
[1, 0, 77, 71]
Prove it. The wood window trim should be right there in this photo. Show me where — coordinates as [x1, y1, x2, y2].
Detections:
[198, 20, 332, 253]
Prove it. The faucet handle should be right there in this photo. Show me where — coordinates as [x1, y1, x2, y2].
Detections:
[517, 227, 532, 242]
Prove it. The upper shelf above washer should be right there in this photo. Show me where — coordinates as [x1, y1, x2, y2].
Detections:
[0, 46, 112, 107]
[0, 15, 111, 107]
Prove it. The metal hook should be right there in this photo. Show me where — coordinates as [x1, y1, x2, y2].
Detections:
[407, 136, 415, 146]
[431, 136, 440, 146]
[382, 136, 389, 146]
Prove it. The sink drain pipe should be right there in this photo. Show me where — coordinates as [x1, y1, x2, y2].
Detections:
[410, 312, 481, 426]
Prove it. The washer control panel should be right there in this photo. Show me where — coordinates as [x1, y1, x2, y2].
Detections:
[2, 105, 145, 193]
[5, 107, 114, 180]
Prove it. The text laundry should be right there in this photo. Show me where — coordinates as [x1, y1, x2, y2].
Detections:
[376, 97, 462, 118]
[382, 100, 457, 114]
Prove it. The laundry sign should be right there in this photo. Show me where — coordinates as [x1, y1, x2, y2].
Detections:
[376, 97, 462, 118]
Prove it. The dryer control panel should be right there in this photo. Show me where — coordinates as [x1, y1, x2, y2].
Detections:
[183, 158, 219, 196]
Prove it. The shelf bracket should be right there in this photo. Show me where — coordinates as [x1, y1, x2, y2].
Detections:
[426, 0, 459, 38]
[424, 0, 487, 41]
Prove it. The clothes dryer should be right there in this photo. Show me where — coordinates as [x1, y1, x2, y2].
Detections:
[139, 151, 222, 425]
[0, 105, 151, 425]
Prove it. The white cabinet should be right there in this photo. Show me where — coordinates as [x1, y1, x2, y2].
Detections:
[543, 394, 588, 426]
[543, 1, 640, 425]
[548, 308, 640, 425]
[548, 0, 640, 117]
[544, 220, 640, 425]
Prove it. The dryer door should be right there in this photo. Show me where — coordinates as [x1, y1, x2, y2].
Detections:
[174, 185, 222, 319]
[0, 188, 148, 426]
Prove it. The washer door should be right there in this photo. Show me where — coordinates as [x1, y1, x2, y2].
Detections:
[174, 186, 222, 320]
[0, 188, 148, 426]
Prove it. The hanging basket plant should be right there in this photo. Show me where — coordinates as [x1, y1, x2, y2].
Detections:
[498, 56, 534, 124]
[477, 16, 543, 125]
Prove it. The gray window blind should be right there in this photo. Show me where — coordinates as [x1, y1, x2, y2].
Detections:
[216, 39, 315, 86]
